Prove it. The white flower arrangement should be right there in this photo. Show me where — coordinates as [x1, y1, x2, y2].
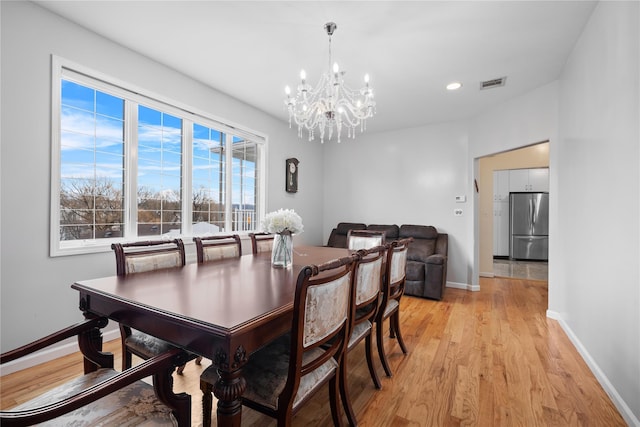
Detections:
[262, 208, 304, 235]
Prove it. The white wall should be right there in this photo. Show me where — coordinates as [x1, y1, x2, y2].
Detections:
[322, 121, 471, 287]
[2, 2, 639, 423]
[468, 81, 559, 289]
[0, 1, 325, 352]
[553, 1, 639, 424]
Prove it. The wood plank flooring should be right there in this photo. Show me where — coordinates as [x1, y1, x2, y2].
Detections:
[1, 276, 626, 426]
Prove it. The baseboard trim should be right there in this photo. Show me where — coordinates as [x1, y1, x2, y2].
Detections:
[446, 281, 479, 292]
[479, 271, 495, 278]
[1, 327, 120, 376]
[546, 310, 640, 427]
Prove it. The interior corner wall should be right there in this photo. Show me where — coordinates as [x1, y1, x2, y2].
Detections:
[0, 1, 324, 352]
[554, 1, 639, 423]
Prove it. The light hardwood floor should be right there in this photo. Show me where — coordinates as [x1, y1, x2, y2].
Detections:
[1, 276, 626, 426]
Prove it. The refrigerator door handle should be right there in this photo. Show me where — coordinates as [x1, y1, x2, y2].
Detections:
[531, 197, 536, 228]
[529, 198, 534, 234]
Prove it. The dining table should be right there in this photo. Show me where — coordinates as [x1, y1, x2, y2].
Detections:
[71, 245, 350, 427]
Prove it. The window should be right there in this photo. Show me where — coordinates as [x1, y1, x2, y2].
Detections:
[51, 57, 266, 256]
[137, 105, 183, 237]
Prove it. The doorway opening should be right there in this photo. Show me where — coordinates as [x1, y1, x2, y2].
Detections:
[478, 141, 549, 282]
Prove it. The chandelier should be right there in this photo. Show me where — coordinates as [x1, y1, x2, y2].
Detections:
[284, 22, 376, 143]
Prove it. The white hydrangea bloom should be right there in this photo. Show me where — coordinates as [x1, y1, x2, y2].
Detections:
[262, 209, 304, 234]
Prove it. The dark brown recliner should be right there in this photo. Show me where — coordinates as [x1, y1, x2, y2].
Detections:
[366, 224, 399, 241]
[399, 224, 448, 300]
[326, 222, 367, 247]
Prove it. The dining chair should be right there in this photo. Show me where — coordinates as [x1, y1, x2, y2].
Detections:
[0, 316, 192, 426]
[346, 229, 385, 251]
[111, 239, 201, 374]
[193, 234, 242, 263]
[199, 253, 359, 427]
[339, 244, 387, 426]
[248, 231, 275, 254]
[376, 237, 413, 377]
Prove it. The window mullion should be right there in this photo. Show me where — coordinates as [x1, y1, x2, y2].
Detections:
[125, 101, 138, 238]
[182, 120, 193, 236]
[225, 133, 233, 232]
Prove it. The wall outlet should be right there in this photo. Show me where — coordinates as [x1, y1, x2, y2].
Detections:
[454, 208, 463, 216]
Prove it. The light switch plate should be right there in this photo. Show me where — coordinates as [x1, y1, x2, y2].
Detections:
[455, 195, 466, 203]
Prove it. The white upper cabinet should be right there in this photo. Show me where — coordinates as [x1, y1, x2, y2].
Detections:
[528, 168, 550, 192]
[493, 170, 510, 201]
[509, 168, 549, 192]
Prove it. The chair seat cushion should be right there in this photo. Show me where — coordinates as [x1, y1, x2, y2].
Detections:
[383, 299, 399, 318]
[10, 368, 178, 426]
[126, 330, 177, 358]
[235, 335, 338, 411]
[348, 320, 372, 348]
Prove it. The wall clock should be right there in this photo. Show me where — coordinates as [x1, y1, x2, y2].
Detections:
[286, 158, 299, 193]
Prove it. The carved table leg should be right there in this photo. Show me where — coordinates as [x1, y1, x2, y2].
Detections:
[213, 368, 246, 427]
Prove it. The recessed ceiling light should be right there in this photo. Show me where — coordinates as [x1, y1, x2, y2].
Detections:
[446, 82, 463, 91]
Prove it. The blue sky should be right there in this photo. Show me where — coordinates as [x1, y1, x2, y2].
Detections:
[60, 79, 256, 208]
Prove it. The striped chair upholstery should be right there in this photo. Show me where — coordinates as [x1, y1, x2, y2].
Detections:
[193, 234, 242, 263]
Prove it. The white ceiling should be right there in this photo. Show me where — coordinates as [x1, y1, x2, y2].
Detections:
[34, 1, 597, 134]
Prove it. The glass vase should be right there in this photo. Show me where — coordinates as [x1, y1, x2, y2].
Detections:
[271, 232, 293, 268]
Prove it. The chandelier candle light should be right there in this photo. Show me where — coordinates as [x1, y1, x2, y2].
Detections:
[284, 22, 376, 143]
[262, 209, 304, 268]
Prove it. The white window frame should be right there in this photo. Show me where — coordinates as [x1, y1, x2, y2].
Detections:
[50, 56, 267, 257]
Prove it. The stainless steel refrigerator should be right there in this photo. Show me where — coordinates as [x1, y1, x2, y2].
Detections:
[510, 192, 549, 260]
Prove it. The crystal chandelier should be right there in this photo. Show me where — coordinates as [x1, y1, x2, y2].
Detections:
[284, 22, 376, 143]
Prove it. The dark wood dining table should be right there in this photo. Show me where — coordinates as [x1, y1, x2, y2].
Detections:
[71, 245, 350, 427]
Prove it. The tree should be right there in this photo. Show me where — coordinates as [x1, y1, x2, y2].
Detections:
[60, 177, 123, 240]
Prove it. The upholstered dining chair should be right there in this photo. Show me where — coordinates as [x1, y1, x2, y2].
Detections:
[199, 254, 359, 427]
[193, 234, 242, 263]
[248, 232, 275, 254]
[347, 229, 385, 251]
[0, 316, 192, 426]
[111, 239, 201, 374]
[339, 244, 387, 426]
[376, 237, 413, 378]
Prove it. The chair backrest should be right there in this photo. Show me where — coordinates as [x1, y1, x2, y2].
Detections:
[111, 239, 186, 276]
[193, 234, 242, 263]
[347, 229, 385, 251]
[326, 222, 367, 248]
[248, 232, 274, 254]
[352, 245, 387, 325]
[281, 254, 358, 405]
[383, 238, 412, 303]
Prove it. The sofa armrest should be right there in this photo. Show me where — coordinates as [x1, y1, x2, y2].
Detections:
[425, 253, 446, 265]
[435, 233, 448, 257]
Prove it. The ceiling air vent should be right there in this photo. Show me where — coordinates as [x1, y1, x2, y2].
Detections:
[480, 76, 507, 90]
